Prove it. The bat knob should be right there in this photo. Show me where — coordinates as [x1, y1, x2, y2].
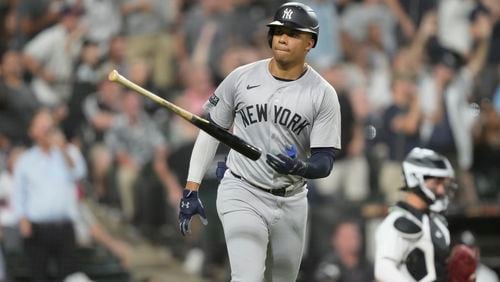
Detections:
[108, 70, 119, 82]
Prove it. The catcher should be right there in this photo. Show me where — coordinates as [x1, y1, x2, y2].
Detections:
[374, 147, 477, 282]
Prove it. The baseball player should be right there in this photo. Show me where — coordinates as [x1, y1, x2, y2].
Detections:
[374, 147, 476, 282]
[178, 2, 341, 281]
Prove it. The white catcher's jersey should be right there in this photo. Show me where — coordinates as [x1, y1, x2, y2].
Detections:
[375, 203, 450, 282]
[205, 58, 341, 190]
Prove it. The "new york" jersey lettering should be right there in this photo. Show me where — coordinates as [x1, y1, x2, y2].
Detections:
[236, 104, 310, 135]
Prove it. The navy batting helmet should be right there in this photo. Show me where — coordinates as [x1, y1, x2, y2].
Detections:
[267, 2, 319, 48]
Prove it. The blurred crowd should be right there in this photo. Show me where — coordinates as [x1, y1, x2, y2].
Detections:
[0, 0, 499, 281]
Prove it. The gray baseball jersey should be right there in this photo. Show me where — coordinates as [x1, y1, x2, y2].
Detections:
[205, 58, 341, 188]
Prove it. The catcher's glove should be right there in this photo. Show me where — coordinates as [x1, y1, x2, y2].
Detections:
[447, 244, 478, 282]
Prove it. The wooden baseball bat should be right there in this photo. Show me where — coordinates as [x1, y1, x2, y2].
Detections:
[108, 70, 262, 161]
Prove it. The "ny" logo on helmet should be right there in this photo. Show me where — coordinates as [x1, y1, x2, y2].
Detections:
[282, 8, 293, 20]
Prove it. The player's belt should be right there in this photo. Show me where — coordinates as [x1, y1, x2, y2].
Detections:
[230, 171, 298, 197]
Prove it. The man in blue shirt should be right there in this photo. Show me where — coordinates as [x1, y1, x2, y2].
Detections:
[13, 109, 86, 281]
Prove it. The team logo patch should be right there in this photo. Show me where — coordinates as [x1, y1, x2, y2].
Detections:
[209, 94, 220, 106]
[282, 8, 293, 20]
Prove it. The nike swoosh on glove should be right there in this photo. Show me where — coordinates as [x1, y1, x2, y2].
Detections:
[266, 153, 307, 176]
[179, 189, 208, 236]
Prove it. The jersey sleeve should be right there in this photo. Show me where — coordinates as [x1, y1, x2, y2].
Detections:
[203, 70, 238, 129]
[310, 86, 341, 149]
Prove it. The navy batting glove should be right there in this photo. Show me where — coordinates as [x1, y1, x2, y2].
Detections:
[179, 189, 208, 236]
[266, 153, 307, 176]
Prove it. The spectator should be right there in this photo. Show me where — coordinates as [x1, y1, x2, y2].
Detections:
[218, 45, 265, 79]
[82, 78, 122, 202]
[379, 72, 421, 204]
[472, 99, 500, 201]
[0, 50, 40, 146]
[0, 137, 6, 173]
[393, 12, 438, 82]
[223, 0, 266, 48]
[0, 147, 24, 281]
[120, 0, 178, 90]
[0, 243, 3, 282]
[419, 15, 492, 205]
[171, 63, 216, 147]
[15, 0, 62, 44]
[177, 0, 233, 80]
[420, 18, 491, 171]
[98, 34, 130, 81]
[104, 91, 182, 221]
[81, 0, 122, 53]
[480, 0, 500, 65]
[340, 0, 397, 56]
[383, 0, 437, 44]
[73, 40, 103, 87]
[63, 40, 103, 141]
[22, 4, 86, 107]
[12, 109, 87, 281]
[0, 1, 23, 54]
[314, 219, 374, 282]
[437, 0, 476, 55]
[313, 66, 370, 203]
[470, 0, 500, 102]
[302, 0, 342, 69]
[72, 189, 132, 269]
[495, 84, 500, 113]
[124, 59, 161, 117]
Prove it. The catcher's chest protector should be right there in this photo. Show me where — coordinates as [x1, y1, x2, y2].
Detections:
[395, 210, 451, 282]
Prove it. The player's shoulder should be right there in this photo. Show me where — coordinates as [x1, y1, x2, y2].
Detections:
[379, 204, 424, 241]
[393, 212, 422, 240]
[221, 59, 269, 90]
[305, 66, 337, 94]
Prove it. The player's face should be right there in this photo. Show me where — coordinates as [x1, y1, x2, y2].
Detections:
[271, 27, 314, 66]
[424, 177, 455, 199]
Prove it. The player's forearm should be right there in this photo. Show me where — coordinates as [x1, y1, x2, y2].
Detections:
[186, 130, 220, 189]
[302, 147, 335, 179]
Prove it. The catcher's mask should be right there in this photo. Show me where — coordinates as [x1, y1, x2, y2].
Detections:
[401, 147, 457, 213]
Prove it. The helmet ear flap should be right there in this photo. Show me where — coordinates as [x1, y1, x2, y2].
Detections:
[402, 164, 420, 189]
[407, 173, 419, 188]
